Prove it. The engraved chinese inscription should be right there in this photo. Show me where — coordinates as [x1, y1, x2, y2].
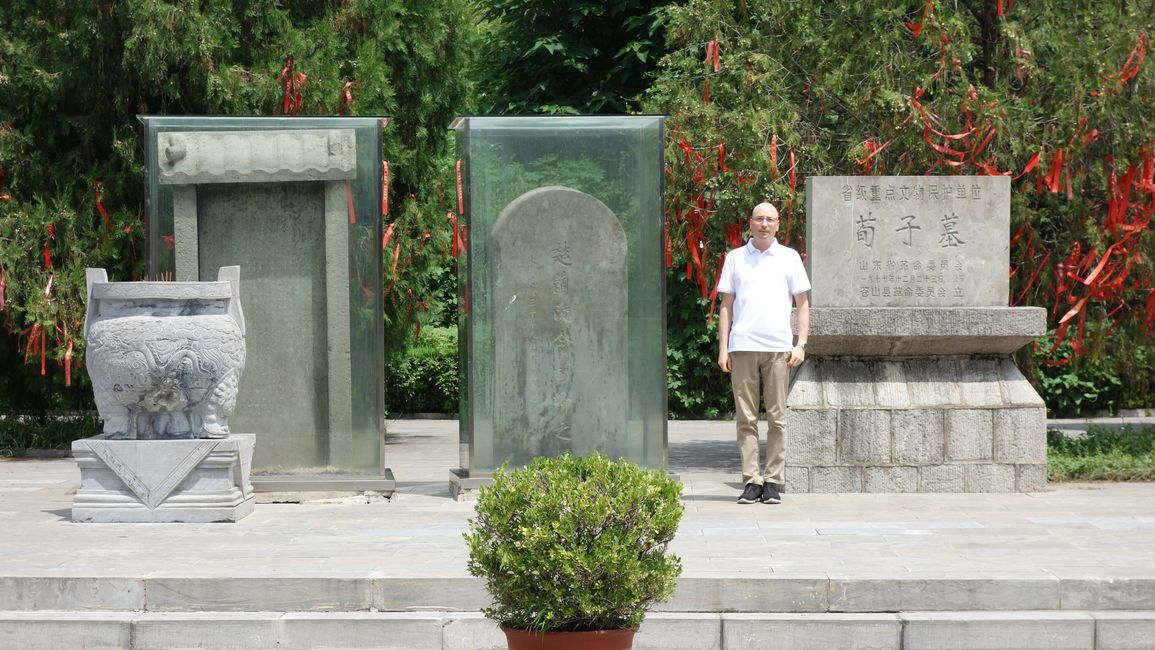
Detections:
[491, 186, 628, 464]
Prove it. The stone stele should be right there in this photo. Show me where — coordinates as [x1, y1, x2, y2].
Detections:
[490, 186, 628, 465]
[806, 176, 1010, 308]
[790, 176, 1047, 494]
[74, 267, 254, 522]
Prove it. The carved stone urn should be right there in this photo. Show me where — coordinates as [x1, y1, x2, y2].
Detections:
[84, 266, 246, 440]
[73, 266, 254, 523]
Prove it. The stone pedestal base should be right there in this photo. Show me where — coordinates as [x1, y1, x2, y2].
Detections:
[787, 359, 1047, 493]
[72, 434, 255, 523]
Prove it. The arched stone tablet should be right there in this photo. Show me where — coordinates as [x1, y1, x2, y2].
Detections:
[490, 186, 628, 463]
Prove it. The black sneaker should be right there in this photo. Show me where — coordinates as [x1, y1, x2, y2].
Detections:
[737, 483, 762, 504]
[760, 483, 782, 504]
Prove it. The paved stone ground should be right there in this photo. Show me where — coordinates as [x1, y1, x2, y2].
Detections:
[1, 419, 1153, 585]
[3, 419, 1155, 648]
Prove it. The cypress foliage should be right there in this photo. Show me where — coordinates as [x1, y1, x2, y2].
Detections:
[0, 0, 477, 408]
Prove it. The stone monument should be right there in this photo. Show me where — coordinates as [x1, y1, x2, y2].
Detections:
[73, 267, 255, 522]
[450, 116, 668, 496]
[790, 176, 1048, 492]
[139, 116, 390, 493]
[491, 187, 629, 460]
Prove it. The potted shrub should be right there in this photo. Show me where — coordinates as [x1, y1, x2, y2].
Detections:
[464, 452, 684, 650]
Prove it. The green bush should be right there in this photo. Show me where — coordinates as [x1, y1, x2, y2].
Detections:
[0, 413, 102, 456]
[464, 452, 684, 632]
[383, 326, 459, 414]
[1047, 427, 1155, 481]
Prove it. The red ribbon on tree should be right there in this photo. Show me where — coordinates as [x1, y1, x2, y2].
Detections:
[382, 221, 395, 251]
[455, 159, 464, 214]
[1091, 32, 1147, 97]
[905, 0, 933, 38]
[63, 338, 73, 387]
[783, 147, 797, 244]
[93, 180, 113, 231]
[769, 133, 779, 178]
[43, 223, 54, 270]
[278, 56, 306, 115]
[338, 81, 356, 115]
[705, 39, 720, 72]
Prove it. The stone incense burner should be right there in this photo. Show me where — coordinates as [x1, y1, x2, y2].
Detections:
[84, 266, 246, 440]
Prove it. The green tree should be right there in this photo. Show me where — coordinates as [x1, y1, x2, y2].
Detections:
[0, 0, 477, 407]
[476, 0, 678, 114]
[643, 0, 1155, 415]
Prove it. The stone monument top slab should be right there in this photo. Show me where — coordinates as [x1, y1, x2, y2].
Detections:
[806, 176, 1011, 308]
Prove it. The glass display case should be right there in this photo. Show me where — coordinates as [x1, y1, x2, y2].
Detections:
[452, 116, 667, 476]
[140, 116, 387, 486]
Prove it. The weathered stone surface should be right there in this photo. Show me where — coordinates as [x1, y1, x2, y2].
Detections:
[811, 466, 863, 493]
[658, 577, 829, 613]
[995, 408, 1047, 463]
[872, 362, 911, 408]
[801, 307, 1047, 356]
[72, 434, 255, 523]
[196, 183, 338, 471]
[959, 359, 1003, 406]
[157, 129, 357, 185]
[786, 362, 824, 407]
[638, 613, 722, 650]
[966, 464, 1016, 492]
[1060, 577, 1155, 610]
[722, 613, 901, 650]
[784, 466, 810, 493]
[0, 577, 144, 611]
[806, 176, 1011, 308]
[786, 409, 837, 465]
[946, 409, 994, 461]
[919, 464, 966, 492]
[146, 577, 373, 612]
[372, 578, 488, 612]
[822, 361, 876, 407]
[838, 410, 891, 463]
[864, 466, 919, 492]
[491, 187, 629, 464]
[893, 410, 945, 464]
[1094, 611, 1155, 650]
[901, 611, 1094, 650]
[0, 612, 133, 650]
[279, 612, 443, 650]
[441, 613, 507, 650]
[1016, 463, 1048, 492]
[133, 612, 280, 650]
[84, 267, 246, 440]
[998, 359, 1047, 406]
[830, 577, 1060, 612]
[907, 359, 961, 406]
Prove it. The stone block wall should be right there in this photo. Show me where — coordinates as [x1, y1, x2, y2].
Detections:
[785, 357, 1047, 493]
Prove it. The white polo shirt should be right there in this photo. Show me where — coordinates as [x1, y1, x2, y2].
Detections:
[717, 238, 811, 352]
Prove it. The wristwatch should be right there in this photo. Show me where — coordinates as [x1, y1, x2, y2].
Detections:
[796, 341, 807, 349]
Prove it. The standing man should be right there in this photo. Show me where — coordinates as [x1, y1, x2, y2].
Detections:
[717, 201, 810, 504]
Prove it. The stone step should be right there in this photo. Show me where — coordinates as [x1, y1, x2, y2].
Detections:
[2, 610, 1154, 650]
[3, 575, 1154, 614]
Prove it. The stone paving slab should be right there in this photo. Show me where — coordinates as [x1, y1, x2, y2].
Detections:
[2, 610, 1153, 650]
[1, 420, 1154, 615]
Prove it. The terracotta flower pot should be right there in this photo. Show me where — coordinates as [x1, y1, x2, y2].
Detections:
[500, 625, 636, 650]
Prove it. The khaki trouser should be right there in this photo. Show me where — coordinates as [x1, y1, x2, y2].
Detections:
[730, 351, 790, 486]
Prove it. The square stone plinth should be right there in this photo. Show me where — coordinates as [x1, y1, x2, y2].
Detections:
[72, 434, 255, 523]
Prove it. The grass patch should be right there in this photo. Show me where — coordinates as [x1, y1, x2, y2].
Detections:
[1048, 426, 1155, 482]
[0, 413, 103, 456]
